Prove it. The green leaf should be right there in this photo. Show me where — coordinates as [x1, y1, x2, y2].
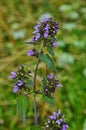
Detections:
[24, 65, 28, 72]
[47, 45, 55, 56]
[42, 95, 54, 105]
[26, 80, 33, 88]
[17, 95, 28, 123]
[30, 125, 41, 130]
[39, 53, 56, 71]
[42, 77, 47, 86]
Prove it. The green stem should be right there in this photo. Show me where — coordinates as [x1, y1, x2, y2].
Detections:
[33, 45, 44, 125]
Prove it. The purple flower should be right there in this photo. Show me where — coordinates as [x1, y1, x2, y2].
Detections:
[56, 119, 63, 125]
[34, 22, 41, 29]
[52, 42, 57, 48]
[47, 74, 54, 80]
[33, 22, 41, 34]
[35, 33, 40, 40]
[33, 29, 39, 34]
[53, 112, 57, 117]
[62, 124, 68, 130]
[13, 85, 19, 93]
[56, 83, 62, 89]
[41, 18, 49, 23]
[57, 110, 61, 116]
[45, 24, 49, 31]
[44, 31, 48, 38]
[30, 36, 35, 42]
[13, 80, 23, 93]
[17, 80, 23, 86]
[27, 50, 34, 56]
[50, 115, 56, 120]
[8, 72, 16, 79]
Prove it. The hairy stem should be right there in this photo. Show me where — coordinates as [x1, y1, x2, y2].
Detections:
[33, 45, 44, 125]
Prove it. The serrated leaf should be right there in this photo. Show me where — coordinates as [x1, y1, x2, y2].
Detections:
[42, 95, 54, 105]
[30, 125, 41, 130]
[39, 54, 56, 71]
[17, 95, 28, 123]
[47, 45, 55, 56]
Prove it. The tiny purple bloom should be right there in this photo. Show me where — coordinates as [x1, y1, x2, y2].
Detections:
[33, 29, 39, 34]
[45, 24, 49, 31]
[8, 71, 16, 79]
[44, 31, 48, 38]
[17, 80, 23, 86]
[47, 74, 54, 80]
[34, 22, 41, 29]
[53, 112, 57, 117]
[34, 25, 39, 30]
[35, 33, 40, 40]
[52, 42, 57, 48]
[56, 83, 62, 89]
[30, 36, 35, 42]
[27, 50, 34, 56]
[57, 110, 61, 116]
[62, 124, 68, 130]
[50, 115, 56, 120]
[56, 119, 63, 125]
[13, 85, 19, 93]
[41, 18, 49, 23]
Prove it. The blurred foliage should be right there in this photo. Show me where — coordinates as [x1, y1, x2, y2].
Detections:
[0, 0, 86, 130]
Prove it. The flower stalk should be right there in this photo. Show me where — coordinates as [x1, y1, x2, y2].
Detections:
[33, 44, 44, 124]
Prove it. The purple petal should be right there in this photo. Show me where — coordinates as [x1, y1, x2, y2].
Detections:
[35, 33, 40, 40]
[13, 86, 19, 93]
[44, 31, 48, 38]
[56, 83, 62, 89]
[8, 75, 15, 79]
[50, 115, 56, 120]
[30, 36, 35, 42]
[45, 24, 49, 31]
[53, 112, 57, 117]
[57, 109, 61, 116]
[33, 29, 39, 34]
[11, 72, 16, 76]
[62, 125, 68, 130]
[34, 22, 41, 29]
[27, 50, 34, 56]
[52, 42, 57, 48]
[41, 18, 49, 23]
[17, 80, 23, 86]
[8, 71, 16, 79]
[47, 74, 54, 80]
[56, 119, 63, 125]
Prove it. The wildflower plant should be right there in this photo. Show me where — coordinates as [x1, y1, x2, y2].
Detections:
[9, 18, 68, 130]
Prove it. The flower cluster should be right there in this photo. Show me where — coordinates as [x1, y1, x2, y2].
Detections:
[45, 110, 68, 130]
[30, 18, 60, 47]
[9, 65, 31, 93]
[42, 74, 62, 95]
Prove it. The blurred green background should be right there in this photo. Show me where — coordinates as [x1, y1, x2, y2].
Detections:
[0, 0, 86, 130]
